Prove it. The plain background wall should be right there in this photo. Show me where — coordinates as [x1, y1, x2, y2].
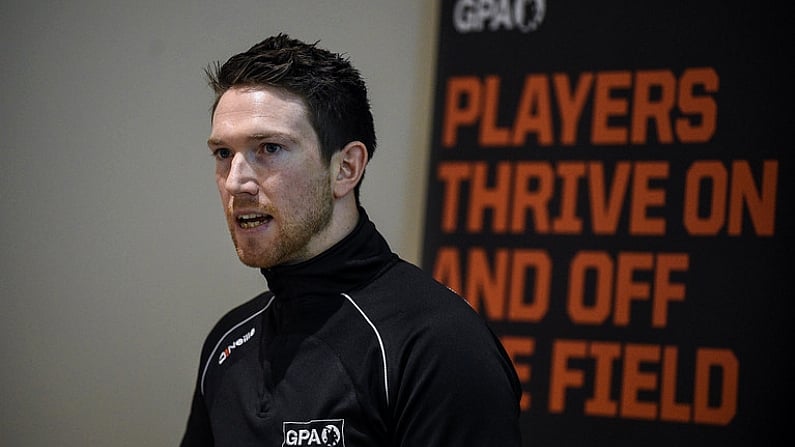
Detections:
[0, 1, 438, 445]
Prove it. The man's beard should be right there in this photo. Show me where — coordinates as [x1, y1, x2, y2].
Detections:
[227, 177, 334, 268]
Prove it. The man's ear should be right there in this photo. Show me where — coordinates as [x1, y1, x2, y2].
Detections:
[332, 141, 368, 199]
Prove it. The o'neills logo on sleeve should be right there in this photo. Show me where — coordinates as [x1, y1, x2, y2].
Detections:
[282, 419, 345, 447]
[217, 327, 255, 365]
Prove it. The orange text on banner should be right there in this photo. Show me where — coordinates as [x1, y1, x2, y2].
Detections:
[442, 68, 718, 147]
[548, 339, 738, 425]
[433, 248, 687, 327]
[436, 159, 777, 237]
[437, 160, 668, 235]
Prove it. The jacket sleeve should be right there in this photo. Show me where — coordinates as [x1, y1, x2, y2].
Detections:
[179, 360, 214, 446]
[390, 307, 523, 446]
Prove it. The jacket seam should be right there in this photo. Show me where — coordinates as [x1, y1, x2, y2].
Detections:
[341, 292, 390, 406]
[200, 295, 276, 396]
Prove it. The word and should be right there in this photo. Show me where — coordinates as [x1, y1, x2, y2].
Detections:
[435, 249, 687, 326]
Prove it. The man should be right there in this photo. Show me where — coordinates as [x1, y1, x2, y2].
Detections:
[181, 34, 522, 446]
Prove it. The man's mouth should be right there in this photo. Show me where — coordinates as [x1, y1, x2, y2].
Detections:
[236, 213, 272, 229]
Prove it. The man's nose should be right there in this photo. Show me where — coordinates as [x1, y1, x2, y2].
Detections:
[225, 152, 259, 195]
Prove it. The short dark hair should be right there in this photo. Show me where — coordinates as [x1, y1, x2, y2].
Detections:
[206, 33, 377, 202]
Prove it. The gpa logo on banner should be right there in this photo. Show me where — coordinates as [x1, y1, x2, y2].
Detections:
[453, 0, 546, 33]
[282, 419, 345, 447]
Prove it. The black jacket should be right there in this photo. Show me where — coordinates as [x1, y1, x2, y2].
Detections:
[181, 210, 522, 446]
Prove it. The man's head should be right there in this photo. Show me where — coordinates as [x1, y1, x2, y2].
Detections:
[206, 35, 373, 268]
[206, 33, 376, 203]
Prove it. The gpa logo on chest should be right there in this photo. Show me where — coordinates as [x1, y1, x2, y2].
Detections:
[282, 419, 345, 447]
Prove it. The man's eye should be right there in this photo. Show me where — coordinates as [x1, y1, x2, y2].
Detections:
[213, 148, 232, 160]
[261, 143, 282, 154]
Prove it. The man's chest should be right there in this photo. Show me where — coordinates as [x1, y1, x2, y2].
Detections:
[204, 330, 388, 447]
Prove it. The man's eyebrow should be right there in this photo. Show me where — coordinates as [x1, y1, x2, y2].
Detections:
[207, 133, 297, 147]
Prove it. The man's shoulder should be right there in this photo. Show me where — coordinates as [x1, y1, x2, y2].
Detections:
[215, 290, 272, 326]
[379, 259, 466, 304]
[200, 291, 273, 355]
[356, 259, 479, 324]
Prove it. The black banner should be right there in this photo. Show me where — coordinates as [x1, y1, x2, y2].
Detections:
[421, 1, 793, 445]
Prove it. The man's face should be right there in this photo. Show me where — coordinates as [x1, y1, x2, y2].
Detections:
[208, 86, 334, 268]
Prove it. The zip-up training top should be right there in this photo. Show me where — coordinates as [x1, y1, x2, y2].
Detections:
[180, 209, 522, 446]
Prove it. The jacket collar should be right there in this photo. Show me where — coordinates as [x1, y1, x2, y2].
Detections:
[260, 208, 397, 301]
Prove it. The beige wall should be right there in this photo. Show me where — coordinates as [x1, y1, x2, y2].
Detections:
[0, 1, 438, 445]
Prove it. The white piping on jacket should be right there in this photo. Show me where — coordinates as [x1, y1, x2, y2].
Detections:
[341, 292, 390, 406]
[200, 295, 276, 396]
